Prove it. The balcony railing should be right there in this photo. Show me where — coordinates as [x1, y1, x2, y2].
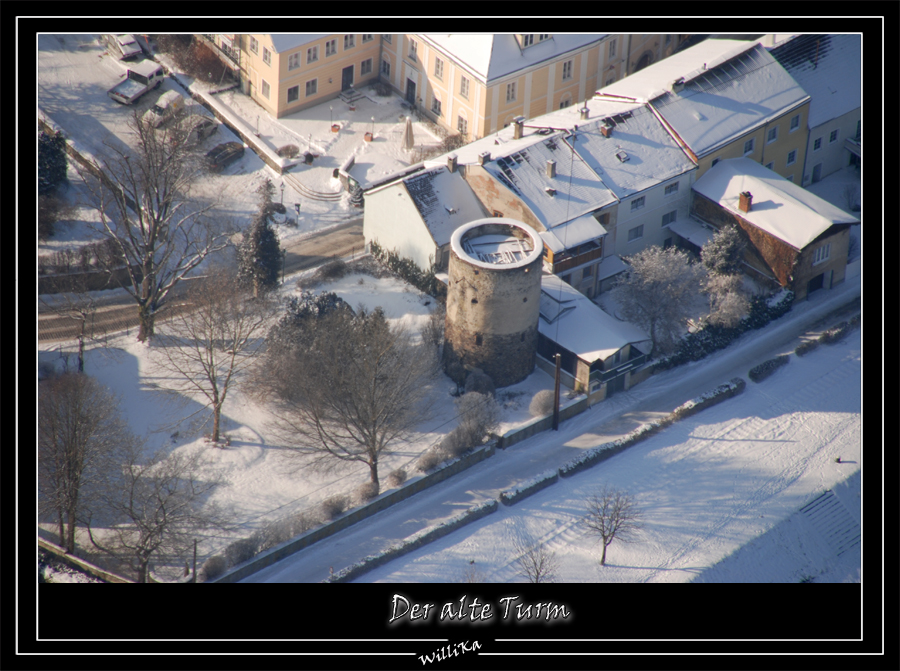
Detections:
[589, 350, 649, 385]
[550, 245, 604, 274]
[200, 34, 240, 67]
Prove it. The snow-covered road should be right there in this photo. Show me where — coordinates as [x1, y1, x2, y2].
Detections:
[241, 276, 861, 583]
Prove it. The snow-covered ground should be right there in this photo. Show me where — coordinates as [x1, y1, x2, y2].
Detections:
[356, 327, 861, 583]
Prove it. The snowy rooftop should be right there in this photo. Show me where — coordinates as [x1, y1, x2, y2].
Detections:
[770, 34, 861, 128]
[539, 273, 650, 363]
[598, 40, 809, 157]
[269, 34, 331, 53]
[569, 103, 696, 199]
[421, 34, 607, 84]
[482, 133, 615, 228]
[667, 216, 715, 248]
[401, 165, 488, 247]
[692, 158, 859, 250]
[539, 212, 607, 254]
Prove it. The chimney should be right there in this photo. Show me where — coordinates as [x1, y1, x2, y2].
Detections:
[600, 124, 612, 138]
[447, 153, 458, 173]
[672, 77, 685, 93]
[546, 160, 557, 178]
[478, 151, 491, 165]
[580, 106, 590, 120]
[739, 191, 753, 213]
[513, 115, 525, 139]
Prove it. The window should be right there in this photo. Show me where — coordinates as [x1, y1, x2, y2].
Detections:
[408, 38, 418, 61]
[743, 138, 755, 155]
[381, 59, 391, 77]
[628, 225, 644, 242]
[522, 34, 534, 47]
[813, 137, 822, 151]
[665, 182, 679, 196]
[506, 82, 517, 103]
[306, 46, 319, 64]
[559, 97, 571, 109]
[344, 34, 355, 50]
[790, 114, 800, 132]
[261, 79, 270, 98]
[662, 210, 677, 226]
[305, 79, 317, 97]
[361, 58, 373, 76]
[711, 157, 721, 167]
[287, 85, 299, 103]
[362, 34, 374, 43]
[787, 149, 797, 166]
[457, 115, 468, 137]
[475, 334, 482, 346]
[583, 265, 593, 279]
[538, 34, 550, 42]
[434, 56, 444, 80]
[262, 47, 271, 65]
[630, 196, 645, 211]
[829, 129, 839, 143]
[562, 60, 573, 81]
[431, 96, 442, 117]
[288, 52, 300, 70]
[249, 36, 258, 54]
[812, 243, 831, 265]
[609, 38, 616, 58]
[606, 76, 615, 86]
[765, 162, 774, 170]
[383, 34, 392, 44]
[460, 75, 470, 99]
[325, 39, 337, 57]
[493, 210, 503, 218]
[767, 126, 778, 144]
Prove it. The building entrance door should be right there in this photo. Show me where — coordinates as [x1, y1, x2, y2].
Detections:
[807, 272, 825, 297]
[406, 78, 416, 104]
[341, 65, 354, 91]
[812, 163, 822, 183]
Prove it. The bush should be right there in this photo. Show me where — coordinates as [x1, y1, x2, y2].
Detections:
[224, 537, 258, 567]
[417, 449, 443, 473]
[200, 555, 228, 581]
[748, 354, 790, 383]
[529, 389, 556, 417]
[372, 81, 392, 97]
[438, 425, 477, 459]
[820, 321, 851, 345]
[387, 468, 407, 488]
[369, 239, 438, 297]
[157, 35, 231, 84]
[464, 369, 495, 396]
[355, 481, 380, 506]
[795, 340, 819, 357]
[318, 259, 348, 281]
[277, 144, 300, 158]
[255, 518, 294, 552]
[320, 495, 350, 521]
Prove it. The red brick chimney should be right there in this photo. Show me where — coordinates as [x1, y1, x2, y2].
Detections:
[600, 124, 612, 138]
[739, 191, 753, 213]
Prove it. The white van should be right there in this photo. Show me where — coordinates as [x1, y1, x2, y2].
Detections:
[103, 34, 142, 60]
[143, 90, 185, 128]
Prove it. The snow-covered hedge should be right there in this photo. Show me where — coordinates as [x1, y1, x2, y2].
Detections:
[499, 470, 558, 506]
[819, 321, 851, 345]
[325, 500, 499, 583]
[748, 355, 790, 383]
[655, 290, 794, 372]
[795, 340, 819, 357]
[559, 377, 746, 479]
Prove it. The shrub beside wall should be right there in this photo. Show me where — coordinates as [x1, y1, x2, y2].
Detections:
[499, 470, 558, 506]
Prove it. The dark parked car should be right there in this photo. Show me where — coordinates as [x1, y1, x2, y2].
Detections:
[205, 142, 244, 172]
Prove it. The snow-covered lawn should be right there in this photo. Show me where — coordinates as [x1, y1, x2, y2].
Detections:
[356, 328, 861, 583]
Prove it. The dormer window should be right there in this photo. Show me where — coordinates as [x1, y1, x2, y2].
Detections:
[522, 34, 534, 47]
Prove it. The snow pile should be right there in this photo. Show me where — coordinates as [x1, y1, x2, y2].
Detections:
[325, 499, 499, 583]
[499, 469, 559, 506]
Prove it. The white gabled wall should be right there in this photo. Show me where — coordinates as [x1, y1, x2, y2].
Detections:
[363, 184, 440, 273]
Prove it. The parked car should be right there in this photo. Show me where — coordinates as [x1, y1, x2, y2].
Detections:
[183, 115, 218, 144]
[102, 34, 142, 60]
[107, 60, 164, 104]
[142, 90, 185, 128]
[205, 142, 244, 172]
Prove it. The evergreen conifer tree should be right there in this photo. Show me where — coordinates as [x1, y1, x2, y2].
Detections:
[38, 130, 68, 195]
[238, 179, 283, 297]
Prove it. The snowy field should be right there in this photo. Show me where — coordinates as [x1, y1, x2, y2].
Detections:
[356, 328, 861, 584]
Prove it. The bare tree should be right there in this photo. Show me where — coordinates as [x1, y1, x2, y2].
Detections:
[86, 443, 228, 583]
[152, 272, 271, 443]
[583, 485, 644, 566]
[512, 531, 560, 583]
[611, 246, 704, 357]
[79, 112, 229, 341]
[262, 305, 439, 492]
[38, 373, 129, 553]
[459, 561, 487, 583]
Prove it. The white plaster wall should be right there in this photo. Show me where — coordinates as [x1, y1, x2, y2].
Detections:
[363, 186, 439, 272]
[613, 171, 696, 257]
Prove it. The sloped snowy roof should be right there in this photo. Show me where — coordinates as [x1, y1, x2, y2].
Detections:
[402, 166, 487, 246]
[269, 34, 331, 53]
[668, 217, 715, 248]
[421, 34, 607, 84]
[483, 133, 615, 229]
[569, 103, 696, 199]
[692, 158, 859, 250]
[539, 212, 607, 254]
[598, 40, 809, 158]
[539, 274, 650, 363]
[770, 34, 861, 128]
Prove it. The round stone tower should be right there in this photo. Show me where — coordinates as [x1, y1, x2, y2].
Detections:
[444, 218, 544, 387]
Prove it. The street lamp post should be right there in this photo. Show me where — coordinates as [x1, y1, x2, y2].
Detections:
[280, 181, 285, 205]
[281, 248, 286, 284]
[330, 106, 333, 125]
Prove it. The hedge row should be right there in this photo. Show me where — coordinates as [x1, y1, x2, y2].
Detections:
[795, 340, 819, 357]
[558, 377, 746, 479]
[820, 321, 852, 345]
[499, 470, 558, 506]
[369, 239, 438, 297]
[325, 500, 499, 583]
[654, 290, 794, 372]
[748, 354, 790, 383]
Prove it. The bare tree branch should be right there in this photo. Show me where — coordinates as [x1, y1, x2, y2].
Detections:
[583, 485, 644, 566]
